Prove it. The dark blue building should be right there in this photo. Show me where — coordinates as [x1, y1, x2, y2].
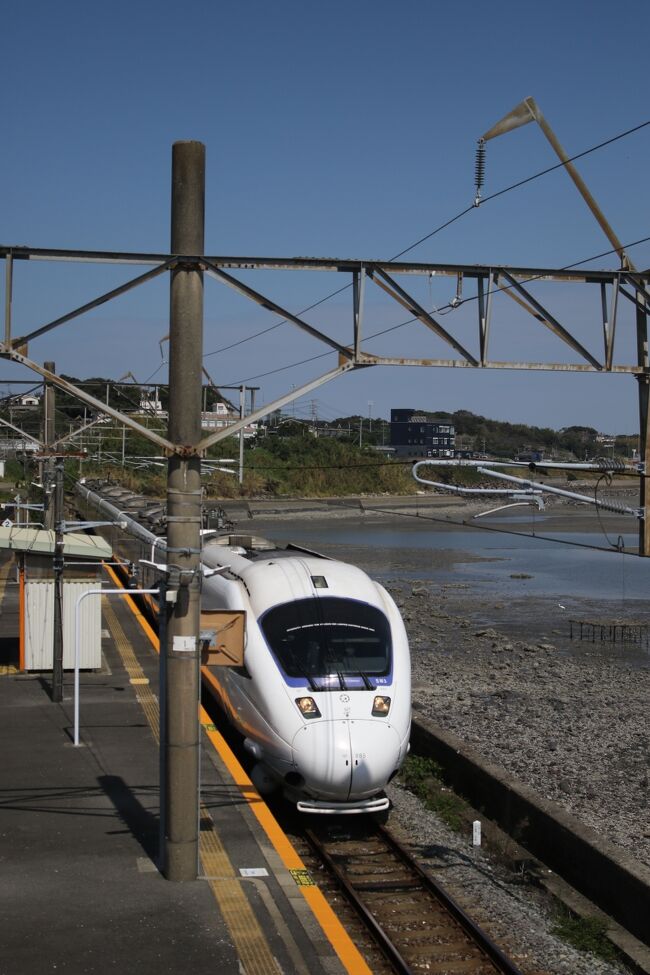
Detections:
[390, 408, 455, 459]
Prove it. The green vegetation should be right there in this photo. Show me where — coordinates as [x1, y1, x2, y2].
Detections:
[550, 910, 620, 963]
[1, 380, 638, 502]
[429, 409, 607, 460]
[238, 435, 412, 498]
[397, 755, 466, 832]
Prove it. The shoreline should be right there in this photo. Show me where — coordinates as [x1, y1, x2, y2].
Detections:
[219, 489, 642, 540]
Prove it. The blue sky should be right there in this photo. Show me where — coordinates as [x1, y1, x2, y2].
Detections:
[2, 0, 650, 433]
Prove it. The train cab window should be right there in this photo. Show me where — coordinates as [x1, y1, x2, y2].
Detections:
[260, 597, 391, 679]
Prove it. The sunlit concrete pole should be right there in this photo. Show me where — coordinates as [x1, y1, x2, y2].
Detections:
[164, 140, 205, 881]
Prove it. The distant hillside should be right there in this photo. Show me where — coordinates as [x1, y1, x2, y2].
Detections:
[422, 410, 632, 460]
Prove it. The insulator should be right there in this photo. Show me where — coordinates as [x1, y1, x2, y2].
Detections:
[594, 457, 626, 473]
[474, 138, 486, 205]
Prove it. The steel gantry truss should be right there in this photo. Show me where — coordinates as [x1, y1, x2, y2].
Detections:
[3, 244, 650, 549]
[2, 248, 650, 393]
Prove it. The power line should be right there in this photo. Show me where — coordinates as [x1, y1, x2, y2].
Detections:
[203, 117, 650, 365]
[224, 230, 650, 386]
[203, 283, 351, 360]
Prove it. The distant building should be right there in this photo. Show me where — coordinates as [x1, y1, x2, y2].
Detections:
[201, 401, 258, 437]
[138, 395, 167, 418]
[18, 394, 40, 407]
[390, 408, 455, 458]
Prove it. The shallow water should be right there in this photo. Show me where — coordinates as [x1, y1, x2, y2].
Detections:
[259, 520, 648, 602]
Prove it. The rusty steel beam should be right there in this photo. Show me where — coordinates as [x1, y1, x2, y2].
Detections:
[359, 353, 645, 373]
[601, 279, 620, 371]
[368, 267, 478, 365]
[499, 270, 602, 369]
[4, 252, 13, 346]
[0, 346, 177, 453]
[14, 258, 177, 347]
[202, 259, 354, 359]
[353, 267, 365, 359]
[197, 362, 357, 453]
[478, 271, 496, 365]
[0, 415, 43, 446]
[481, 97, 633, 271]
[2, 245, 646, 284]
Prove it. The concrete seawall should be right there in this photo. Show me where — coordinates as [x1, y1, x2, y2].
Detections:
[410, 714, 650, 949]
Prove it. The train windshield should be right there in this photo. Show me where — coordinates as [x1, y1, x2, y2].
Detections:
[260, 596, 391, 679]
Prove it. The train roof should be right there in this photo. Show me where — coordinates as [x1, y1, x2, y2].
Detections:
[202, 533, 386, 614]
[203, 533, 330, 563]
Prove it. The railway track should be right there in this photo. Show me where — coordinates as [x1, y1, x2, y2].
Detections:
[113, 561, 524, 975]
[291, 816, 524, 975]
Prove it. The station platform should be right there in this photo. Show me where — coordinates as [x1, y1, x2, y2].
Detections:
[0, 555, 367, 975]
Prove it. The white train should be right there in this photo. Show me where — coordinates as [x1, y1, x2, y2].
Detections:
[75, 482, 411, 814]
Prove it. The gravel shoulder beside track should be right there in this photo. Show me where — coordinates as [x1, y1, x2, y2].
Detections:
[386, 785, 627, 975]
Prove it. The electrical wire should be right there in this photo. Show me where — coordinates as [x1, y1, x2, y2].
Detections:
[224, 230, 650, 386]
[202, 117, 650, 365]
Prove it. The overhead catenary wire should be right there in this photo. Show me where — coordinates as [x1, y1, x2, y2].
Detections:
[203, 117, 650, 365]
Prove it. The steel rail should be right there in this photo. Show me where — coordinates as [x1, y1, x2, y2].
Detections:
[303, 823, 524, 975]
[304, 826, 412, 975]
[377, 824, 524, 975]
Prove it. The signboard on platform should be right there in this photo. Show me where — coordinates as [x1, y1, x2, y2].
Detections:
[199, 610, 246, 666]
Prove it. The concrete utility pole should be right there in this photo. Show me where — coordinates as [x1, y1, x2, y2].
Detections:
[163, 140, 205, 882]
[43, 361, 56, 529]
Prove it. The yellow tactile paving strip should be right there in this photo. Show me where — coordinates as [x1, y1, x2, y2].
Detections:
[102, 580, 283, 975]
[0, 560, 18, 675]
[103, 563, 372, 975]
[102, 599, 160, 742]
[200, 819, 282, 975]
[199, 691, 372, 975]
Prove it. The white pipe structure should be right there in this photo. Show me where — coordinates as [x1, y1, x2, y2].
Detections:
[412, 458, 529, 469]
[477, 467, 642, 518]
[413, 461, 544, 505]
[412, 457, 640, 475]
[73, 587, 160, 747]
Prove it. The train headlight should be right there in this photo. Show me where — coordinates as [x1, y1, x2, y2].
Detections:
[372, 695, 391, 717]
[296, 696, 321, 719]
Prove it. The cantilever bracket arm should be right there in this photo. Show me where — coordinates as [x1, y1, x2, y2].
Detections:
[197, 361, 359, 453]
[202, 259, 354, 360]
[13, 258, 178, 348]
[0, 415, 44, 447]
[0, 346, 177, 454]
[481, 96, 633, 271]
[368, 267, 478, 366]
[52, 415, 107, 449]
[499, 270, 602, 370]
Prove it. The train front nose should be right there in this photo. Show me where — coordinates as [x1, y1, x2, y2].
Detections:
[292, 720, 401, 801]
